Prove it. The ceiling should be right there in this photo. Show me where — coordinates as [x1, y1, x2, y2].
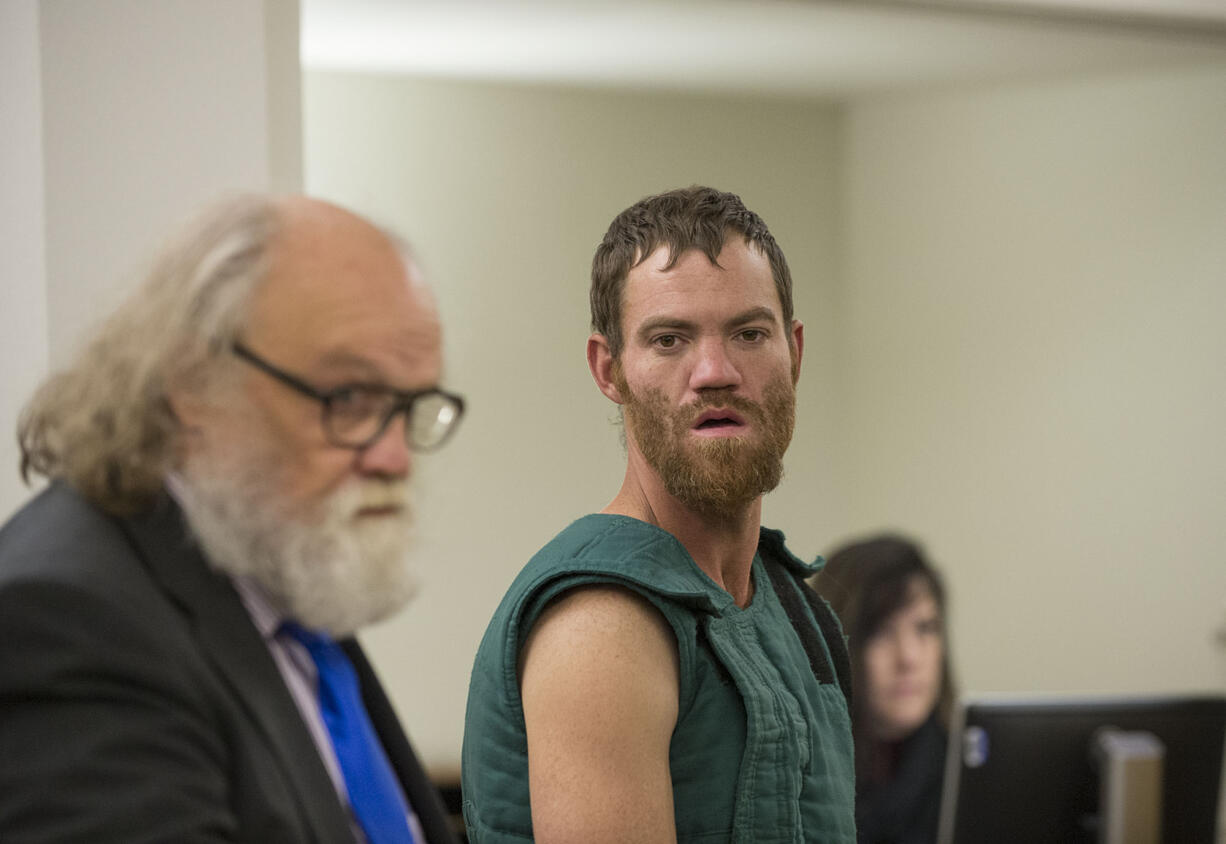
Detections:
[300, 0, 1226, 99]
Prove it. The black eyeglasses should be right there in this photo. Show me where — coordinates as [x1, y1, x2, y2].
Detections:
[231, 342, 465, 451]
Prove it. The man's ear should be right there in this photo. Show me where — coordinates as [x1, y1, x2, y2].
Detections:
[165, 369, 220, 434]
[163, 384, 209, 463]
[166, 388, 202, 429]
[790, 319, 805, 384]
[587, 333, 624, 404]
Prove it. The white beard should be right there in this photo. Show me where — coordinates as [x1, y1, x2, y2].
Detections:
[176, 451, 418, 638]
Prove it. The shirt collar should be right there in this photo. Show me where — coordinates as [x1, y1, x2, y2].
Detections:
[164, 472, 287, 640]
[231, 575, 287, 640]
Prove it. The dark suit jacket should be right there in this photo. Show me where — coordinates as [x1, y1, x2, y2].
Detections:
[0, 482, 457, 844]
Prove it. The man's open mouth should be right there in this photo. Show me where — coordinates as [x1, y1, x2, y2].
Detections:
[692, 409, 747, 432]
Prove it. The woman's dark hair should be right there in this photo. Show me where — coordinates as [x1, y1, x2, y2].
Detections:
[813, 534, 956, 782]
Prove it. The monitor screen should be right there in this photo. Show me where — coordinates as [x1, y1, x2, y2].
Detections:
[937, 693, 1226, 843]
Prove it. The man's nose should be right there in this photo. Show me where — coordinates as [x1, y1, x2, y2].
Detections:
[690, 338, 741, 392]
[356, 412, 412, 479]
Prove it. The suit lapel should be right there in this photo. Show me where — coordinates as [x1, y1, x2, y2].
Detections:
[119, 496, 354, 844]
[345, 640, 458, 844]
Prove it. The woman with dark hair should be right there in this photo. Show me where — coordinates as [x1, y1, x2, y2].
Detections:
[814, 535, 955, 844]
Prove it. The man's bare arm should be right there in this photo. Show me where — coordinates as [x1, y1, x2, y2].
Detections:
[519, 585, 680, 844]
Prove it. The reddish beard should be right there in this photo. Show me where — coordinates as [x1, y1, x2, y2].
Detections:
[617, 370, 796, 517]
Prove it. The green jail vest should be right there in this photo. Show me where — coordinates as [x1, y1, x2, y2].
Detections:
[462, 514, 856, 843]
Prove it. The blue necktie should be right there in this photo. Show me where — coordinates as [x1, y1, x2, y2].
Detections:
[282, 622, 417, 844]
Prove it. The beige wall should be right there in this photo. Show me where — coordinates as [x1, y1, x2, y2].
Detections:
[303, 72, 841, 771]
[836, 63, 1226, 696]
[306, 62, 1226, 772]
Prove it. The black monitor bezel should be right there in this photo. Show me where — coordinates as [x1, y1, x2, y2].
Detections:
[937, 692, 1226, 844]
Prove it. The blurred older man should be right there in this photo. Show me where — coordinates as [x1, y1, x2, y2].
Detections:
[0, 196, 464, 843]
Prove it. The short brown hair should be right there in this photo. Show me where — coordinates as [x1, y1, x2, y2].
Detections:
[590, 186, 794, 358]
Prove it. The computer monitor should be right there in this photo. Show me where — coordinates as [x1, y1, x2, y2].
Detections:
[937, 693, 1226, 843]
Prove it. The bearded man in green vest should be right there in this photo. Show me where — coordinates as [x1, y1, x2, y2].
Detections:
[463, 186, 856, 843]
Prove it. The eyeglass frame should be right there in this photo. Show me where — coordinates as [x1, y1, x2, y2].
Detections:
[230, 341, 465, 451]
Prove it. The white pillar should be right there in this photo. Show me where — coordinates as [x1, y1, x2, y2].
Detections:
[0, 0, 51, 522]
[0, 0, 302, 520]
